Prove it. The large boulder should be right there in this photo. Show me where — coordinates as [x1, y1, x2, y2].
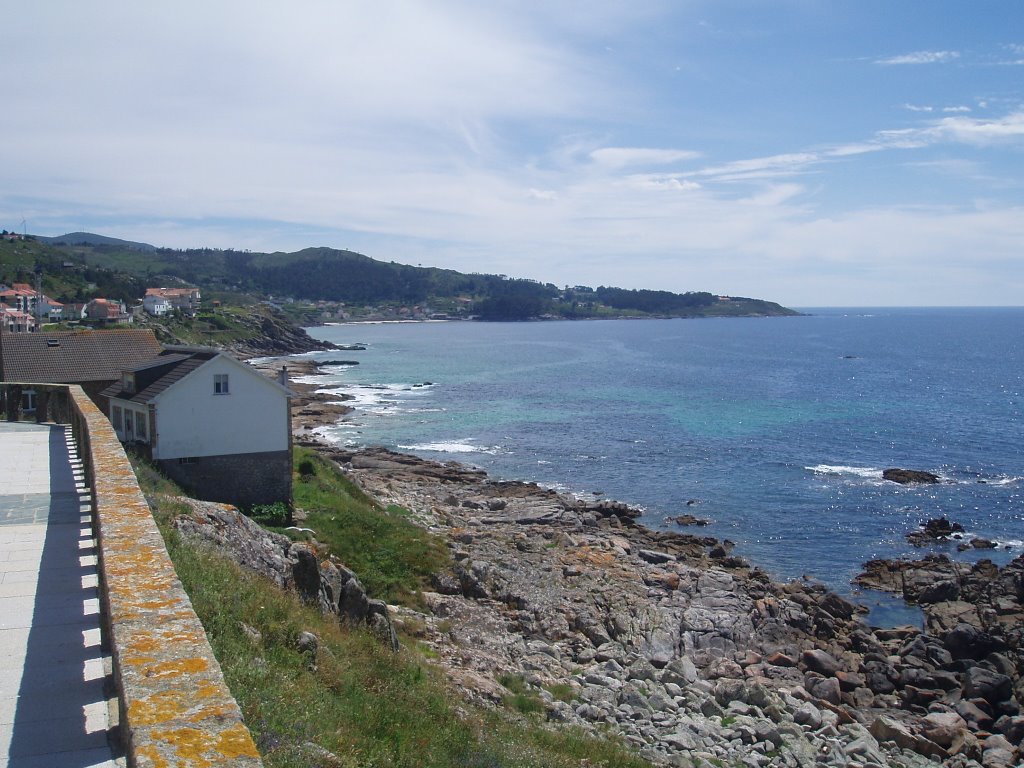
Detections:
[801, 648, 842, 676]
[944, 623, 1003, 660]
[963, 666, 1014, 705]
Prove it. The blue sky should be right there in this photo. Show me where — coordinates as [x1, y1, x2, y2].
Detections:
[2, 1, 1023, 306]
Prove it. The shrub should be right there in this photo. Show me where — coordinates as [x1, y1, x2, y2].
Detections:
[249, 502, 290, 527]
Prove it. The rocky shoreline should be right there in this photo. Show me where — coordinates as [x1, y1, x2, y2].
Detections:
[305, 445, 1021, 768]
[248, 357, 357, 438]
[245, 354, 1022, 768]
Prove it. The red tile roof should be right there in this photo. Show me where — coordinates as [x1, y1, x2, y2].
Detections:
[0, 329, 163, 384]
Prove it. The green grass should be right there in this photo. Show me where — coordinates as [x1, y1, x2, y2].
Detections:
[132, 456, 651, 768]
[291, 447, 451, 605]
[497, 675, 545, 716]
[544, 682, 576, 704]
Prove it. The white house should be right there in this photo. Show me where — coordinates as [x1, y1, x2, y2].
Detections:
[142, 293, 172, 316]
[101, 346, 293, 506]
[0, 306, 36, 333]
[144, 287, 201, 316]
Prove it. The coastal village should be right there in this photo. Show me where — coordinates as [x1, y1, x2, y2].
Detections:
[0, 235, 1022, 768]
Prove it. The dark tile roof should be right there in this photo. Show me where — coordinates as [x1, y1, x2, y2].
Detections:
[0, 329, 163, 384]
[101, 349, 216, 404]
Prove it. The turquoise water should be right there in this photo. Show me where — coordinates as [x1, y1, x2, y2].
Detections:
[303, 309, 1024, 622]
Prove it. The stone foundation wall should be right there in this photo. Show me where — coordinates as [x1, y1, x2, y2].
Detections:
[158, 450, 292, 507]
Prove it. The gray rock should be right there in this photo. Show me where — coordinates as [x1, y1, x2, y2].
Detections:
[957, 699, 996, 730]
[661, 656, 698, 686]
[294, 630, 319, 655]
[944, 623, 1001, 661]
[619, 686, 653, 711]
[639, 549, 676, 564]
[662, 729, 699, 751]
[981, 734, 1017, 768]
[963, 666, 1013, 704]
[341, 575, 371, 624]
[713, 678, 747, 706]
[594, 641, 626, 664]
[794, 702, 823, 729]
[993, 714, 1024, 745]
[801, 648, 842, 677]
[806, 676, 842, 705]
[643, 629, 677, 668]
[845, 735, 884, 765]
[584, 672, 622, 689]
[289, 543, 322, 603]
[870, 715, 916, 749]
[704, 657, 743, 680]
[752, 720, 783, 748]
[628, 659, 660, 682]
[647, 690, 678, 712]
[922, 711, 969, 748]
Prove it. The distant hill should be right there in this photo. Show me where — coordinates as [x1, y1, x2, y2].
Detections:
[37, 231, 156, 251]
[39, 235, 799, 320]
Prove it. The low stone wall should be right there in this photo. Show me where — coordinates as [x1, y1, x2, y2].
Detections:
[3, 384, 263, 767]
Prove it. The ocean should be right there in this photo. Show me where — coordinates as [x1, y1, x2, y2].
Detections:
[302, 308, 1024, 625]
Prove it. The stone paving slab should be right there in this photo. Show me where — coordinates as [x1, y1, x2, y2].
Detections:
[0, 422, 119, 767]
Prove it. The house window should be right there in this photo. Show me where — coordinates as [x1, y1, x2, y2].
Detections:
[21, 389, 37, 413]
[178, 457, 196, 465]
[124, 410, 134, 440]
[214, 373, 230, 394]
[122, 372, 135, 394]
[112, 406, 123, 431]
[135, 412, 147, 441]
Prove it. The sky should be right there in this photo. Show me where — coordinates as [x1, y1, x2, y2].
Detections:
[2, 1, 1023, 307]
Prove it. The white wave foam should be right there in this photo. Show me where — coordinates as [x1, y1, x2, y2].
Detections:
[313, 383, 433, 412]
[399, 440, 502, 455]
[986, 476, 1021, 487]
[806, 464, 885, 480]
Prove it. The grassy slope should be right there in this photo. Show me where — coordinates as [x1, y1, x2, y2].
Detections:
[288, 446, 450, 605]
[135, 453, 650, 768]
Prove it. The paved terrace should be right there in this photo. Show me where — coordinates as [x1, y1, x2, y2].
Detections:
[0, 385, 262, 768]
[0, 420, 118, 767]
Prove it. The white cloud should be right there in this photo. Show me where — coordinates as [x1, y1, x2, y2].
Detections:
[689, 153, 820, 182]
[903, 104, 934, 112]
[876, 50, 960, 65]
[628, 175, 702, 192]
[589, 147, 701, 169]
[925, 111, 1024, 145]
[942, 106, 972, 113]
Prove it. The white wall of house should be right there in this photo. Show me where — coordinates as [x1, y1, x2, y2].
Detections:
[143, 295, 172, 316]
[151, 356, 289, 460]
[111, 403, 151, 443]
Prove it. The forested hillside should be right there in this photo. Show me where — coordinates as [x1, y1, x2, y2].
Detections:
[7, 234, 799, 320]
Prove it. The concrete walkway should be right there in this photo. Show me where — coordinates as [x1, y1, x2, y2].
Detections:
[0, 421, 120, 767]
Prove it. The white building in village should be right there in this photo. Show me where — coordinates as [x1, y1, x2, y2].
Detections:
[144, 287, 201, 316]
[102, 346, 293, 506]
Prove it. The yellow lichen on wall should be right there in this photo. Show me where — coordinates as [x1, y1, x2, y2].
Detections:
[216, 724, 264, 759]
[67, 386, 264, 767]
